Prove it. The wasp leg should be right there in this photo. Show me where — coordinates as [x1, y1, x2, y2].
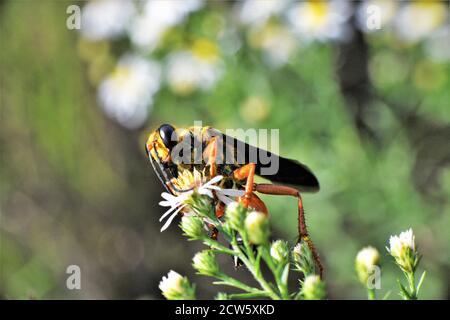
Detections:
[253, 183, 324, 278]
[234, 163, 268, 214]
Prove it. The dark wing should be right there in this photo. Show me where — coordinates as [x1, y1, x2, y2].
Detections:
[218, 131, 320, 192]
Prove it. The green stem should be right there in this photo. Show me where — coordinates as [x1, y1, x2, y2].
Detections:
[407, 271, 417, 300]
[203, 238, 236, 256]
[228, 292, 269, 299]
[230, 236, 281, 300]
[367, 288, 376, 300]
[260, 247, 290, 299]
[214, 273, 264, 294]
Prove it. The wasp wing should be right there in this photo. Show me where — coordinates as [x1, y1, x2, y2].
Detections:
[216, 131, 320, 192]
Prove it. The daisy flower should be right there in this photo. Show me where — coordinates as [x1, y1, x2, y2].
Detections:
[129, 0, 203, 51]
[387, 228, 418, 273]
[286, 0, 352, 42]
[81, 0, 136, 41]
[238, 0, 288, 27]
[97, 54, 161, 129]
[158, 169, 245, 232]
[165, 39, 223, 95]
[394, 1, 447, 43]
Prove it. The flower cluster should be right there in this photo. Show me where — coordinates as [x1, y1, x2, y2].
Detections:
[78, 0, 449, 129]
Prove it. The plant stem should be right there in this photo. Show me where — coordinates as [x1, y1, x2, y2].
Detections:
[228, 292, 269, 299]
[406, 271, 417, 300]
[230, 236, 281, 300]
[367, 288, 376, 300]
[214, 273, 264, 295]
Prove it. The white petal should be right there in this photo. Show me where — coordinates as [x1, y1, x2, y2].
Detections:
[161, 192, 176, 200]
[217, 193, 234, 205]
[198, 188, 214, 198]
[160, 204, 186, 232]
[204, 175, 223, 186]
[159, 204, 181, 222]
[219, 189, 245, 197]
[205, 185, 221, 191]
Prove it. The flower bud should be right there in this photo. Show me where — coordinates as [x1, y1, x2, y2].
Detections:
[355, 246, 380, 285]
[192, 250, 220, 277]
[244, 211, 269, 244]
[180, 215, 206, 240]
[185, 192, 215, 220]
[292, 241, 316, 276]
[159, 270, 196, 300]
[270, 240, 290, 264]
[225, 202, 246, 231]
[301, 275, 326, 300]
[387, 228, 418, 273]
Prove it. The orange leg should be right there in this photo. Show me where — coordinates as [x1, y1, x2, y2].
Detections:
[205, 137, 221, 240]
[233, 163, 257, 208]
[254, 183, 323, 278]
[206, 136, 218, 178]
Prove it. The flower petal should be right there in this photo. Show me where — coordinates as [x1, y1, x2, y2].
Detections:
[219, 189, 245, 197]
[160, 204, 186, 232]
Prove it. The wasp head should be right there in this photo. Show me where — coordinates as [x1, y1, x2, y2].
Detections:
[146, 124, 179, 162]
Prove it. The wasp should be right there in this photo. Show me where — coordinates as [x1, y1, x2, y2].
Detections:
[146, 124, 323, 275]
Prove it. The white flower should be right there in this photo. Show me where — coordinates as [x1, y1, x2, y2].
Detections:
[159, 270, 195, 300]
[248, 23, 297, 67]
[81, 0, 136, 41]
[98, 55, 161, 129]
[387, 228, 418, 272]
[238, 0, 287, 27]
[159, 270, 183, 294]
[129, 0, 203, 50]
[158, 174, 244, 232]
[355, 246, 380, 284]
[356, 246, 380, 269]
[388, 228, 415, 257]
[394, 1, 447, 43]
[166, 46, 223, 95]
[425, 26, 450, 62]
[286, 0, 352, 42]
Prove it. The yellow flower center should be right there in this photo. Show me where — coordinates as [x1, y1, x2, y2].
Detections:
[192, 39, 219, 62]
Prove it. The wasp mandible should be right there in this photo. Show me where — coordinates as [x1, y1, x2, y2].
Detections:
[146, 124, 323, 275]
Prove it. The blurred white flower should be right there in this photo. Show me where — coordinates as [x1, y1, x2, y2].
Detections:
[425, 26, 450, 62]
[394, 1, 447, 43]
[166, 40, 223, 95]
[98, 55, 161, 129]
[248, 23, 297, 67]
[356, 0, 398, 33]
[286, 0, 352, 42]
[355, 246, 380, 284]
[129, 0, 203, 50]
[81, 0, 136, 41]
[239, 0, 288, 27]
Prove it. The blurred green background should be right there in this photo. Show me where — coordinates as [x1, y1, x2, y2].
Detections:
[1, 0, 449, 299]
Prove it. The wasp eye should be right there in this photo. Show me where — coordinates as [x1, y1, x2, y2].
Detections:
[158, 124, 177, 150]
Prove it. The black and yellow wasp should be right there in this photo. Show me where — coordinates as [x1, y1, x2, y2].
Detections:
[146, 124, 322, 275]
